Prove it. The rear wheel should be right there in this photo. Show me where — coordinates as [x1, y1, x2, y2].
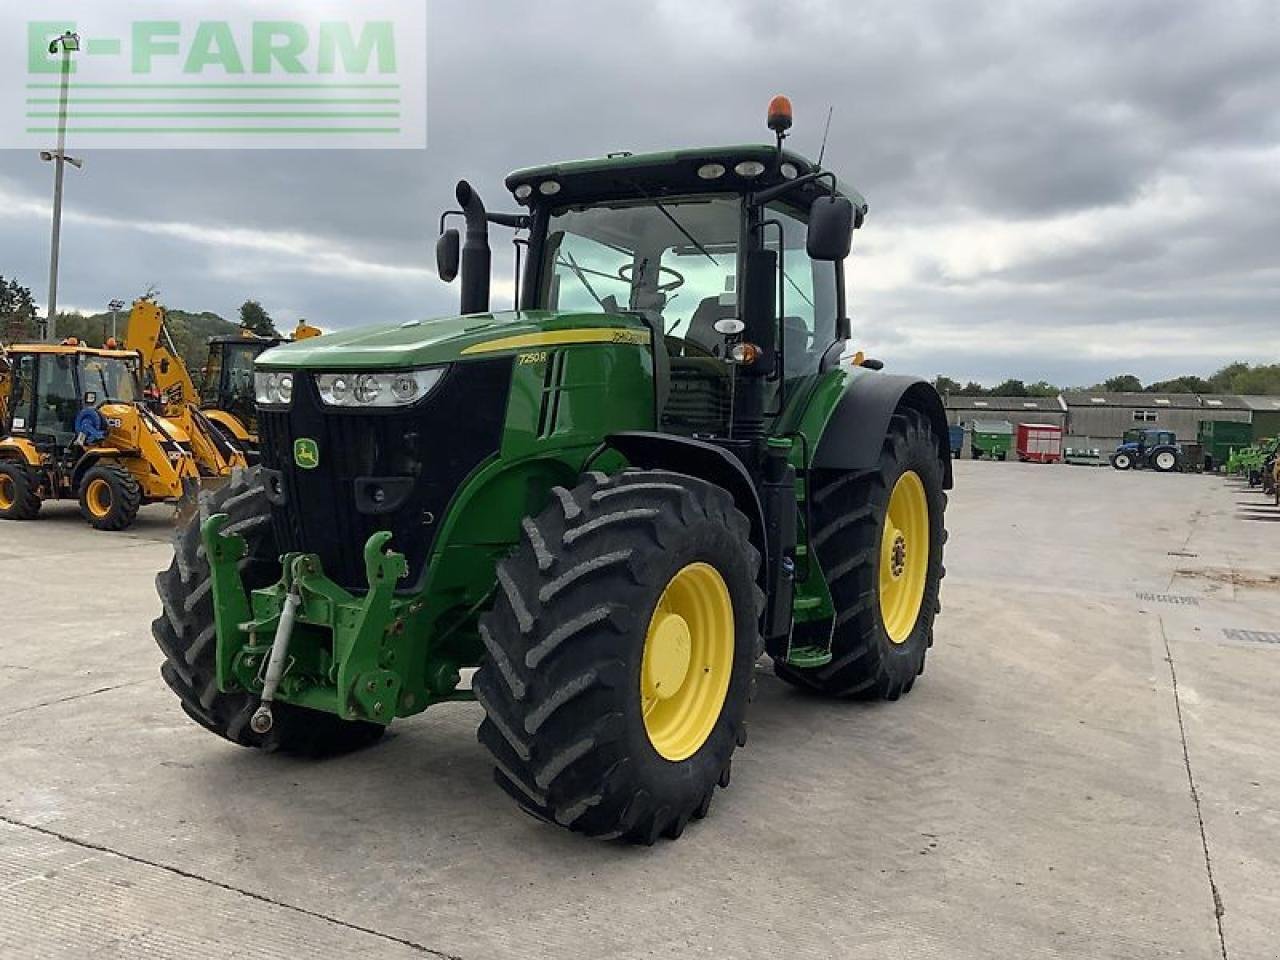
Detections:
[153, 467, 384, 756]
[0, 461, 42, 520]
[77, 462, 141, 530]
[1111, 452, 1133, 470]
[775, 408, 947, 699]
[1150, 449, 1178, 473]
[473, 469, 763, 843]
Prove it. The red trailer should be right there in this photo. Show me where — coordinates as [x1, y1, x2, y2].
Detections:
[1016, 422, 1063, 463]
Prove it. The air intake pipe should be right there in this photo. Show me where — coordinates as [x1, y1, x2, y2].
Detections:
[456, 180, 490, 315]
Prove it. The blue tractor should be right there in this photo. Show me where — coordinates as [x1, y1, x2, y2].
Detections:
[1110, 428, 1181, 472]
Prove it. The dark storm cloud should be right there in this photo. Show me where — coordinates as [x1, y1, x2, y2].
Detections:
[1, 0, 1276, 383]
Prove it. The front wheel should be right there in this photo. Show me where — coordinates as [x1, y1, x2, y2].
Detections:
[78, 462, 141, 530]
[473, 469, 763, 844]
[1111, 452, 1133, 470]
[775, 407, 947, 699]
[153, 468, 385, 756]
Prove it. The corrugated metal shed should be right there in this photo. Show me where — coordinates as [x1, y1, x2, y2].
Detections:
[1061, 392, 1250, 447]
[942, 396, 1067, 429]
[1236, 395, 1280, 437]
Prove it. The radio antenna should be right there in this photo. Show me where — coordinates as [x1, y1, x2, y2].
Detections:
[817, 106, 834, 166]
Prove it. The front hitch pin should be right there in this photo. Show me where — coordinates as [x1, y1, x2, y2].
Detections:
[250, 562, 303, 735]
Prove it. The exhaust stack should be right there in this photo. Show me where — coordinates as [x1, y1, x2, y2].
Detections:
[456, 180, 491, 315]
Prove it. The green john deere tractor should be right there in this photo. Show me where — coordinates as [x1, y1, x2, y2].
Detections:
[154, 100, 952, 844]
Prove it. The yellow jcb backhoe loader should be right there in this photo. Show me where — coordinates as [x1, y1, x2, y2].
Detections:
[0, 341, 202, 530]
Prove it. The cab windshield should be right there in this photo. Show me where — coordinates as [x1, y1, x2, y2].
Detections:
[81, 356, 141, 403]
[539, 196, 740, 357]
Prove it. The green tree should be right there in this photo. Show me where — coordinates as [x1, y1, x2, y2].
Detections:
[1101, 374, 1143, 392]
[990, 379, 1028, 397]
[933, 375, 962, 395]
[0, 276, 39, 340]
[1227, 364, 1280, 395]
[957, 381, 987, 396]
[1025, 380, 1060, 397]
[238, 299, 278, 337]
[1207, 363, 1249, 393]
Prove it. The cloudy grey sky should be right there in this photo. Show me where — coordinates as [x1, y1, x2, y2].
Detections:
[2, 0, 1277, 386]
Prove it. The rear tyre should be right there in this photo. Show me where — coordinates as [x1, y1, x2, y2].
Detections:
[153, 467, 384, 756]
[775, 407, 947, 699]
[1111, 452, 1133, 470]
[1150, 449, 1178, 473]
[0, 461, 42, 520]
[474, 469, 764, 843]
[78, 462, 141, 530]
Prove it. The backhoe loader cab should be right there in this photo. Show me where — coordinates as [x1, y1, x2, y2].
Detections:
[156, 98, 953, 844]
[0, 343, 201, 529]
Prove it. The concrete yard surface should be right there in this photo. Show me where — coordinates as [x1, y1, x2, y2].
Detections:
[1, 464, 1277, 959]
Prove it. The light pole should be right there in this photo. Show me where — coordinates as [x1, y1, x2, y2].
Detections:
[108, 298, 125, 342]
[40, 31, 82, 343]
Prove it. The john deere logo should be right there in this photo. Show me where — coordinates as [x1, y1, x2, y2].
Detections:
[293, 437, 320, 469]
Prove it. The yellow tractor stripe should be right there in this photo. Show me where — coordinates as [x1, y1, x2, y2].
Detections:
[460, 327, 650, 355]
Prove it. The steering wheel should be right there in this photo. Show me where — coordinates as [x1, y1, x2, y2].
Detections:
[618, 262, 684, 293]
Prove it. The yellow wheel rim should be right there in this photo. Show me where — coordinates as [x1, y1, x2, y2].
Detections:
[640, 562, 734, 762]
[878, 470, 930, 644]
[0, 475, 15, 511]
[85, 478, 113, 519]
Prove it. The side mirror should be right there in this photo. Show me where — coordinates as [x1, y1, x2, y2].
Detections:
[807, 195, 854, 261]
[436, 229, 460, 283]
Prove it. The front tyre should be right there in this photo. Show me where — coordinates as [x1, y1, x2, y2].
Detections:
[473, 470, 763, 844]
[152, 467, 384, 756]
[78, 462, 141, 530]
[1111, 452, 1133, 470]
[775, 407, 947, 699]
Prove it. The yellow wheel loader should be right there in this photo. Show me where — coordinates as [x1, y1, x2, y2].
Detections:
[124, 297, 318, 457]
[0, 342, 202, 530]
[122, 297, 248, 477]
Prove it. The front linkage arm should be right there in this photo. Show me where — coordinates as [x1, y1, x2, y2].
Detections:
[201, 515, 416, 725]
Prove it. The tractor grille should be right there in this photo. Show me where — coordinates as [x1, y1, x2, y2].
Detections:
[257, 358, 513, 591]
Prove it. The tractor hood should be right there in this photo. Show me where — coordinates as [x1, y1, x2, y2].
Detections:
[255, 310, 651, 370]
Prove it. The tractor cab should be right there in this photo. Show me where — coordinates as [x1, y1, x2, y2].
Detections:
[201, 333, 281, 436]
[2, 343, 142, 451]
[441, 135, 869, 444]
[1119, 428, 1177, 454]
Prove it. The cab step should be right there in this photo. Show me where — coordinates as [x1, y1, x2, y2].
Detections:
[785, 644, 832, 668]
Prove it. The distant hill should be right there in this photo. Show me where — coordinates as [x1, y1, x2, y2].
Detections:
[43, 308, 240, 388]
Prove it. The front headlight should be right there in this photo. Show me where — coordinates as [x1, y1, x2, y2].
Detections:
[254, 370, 294, 406]
[316, 367, 447, 408]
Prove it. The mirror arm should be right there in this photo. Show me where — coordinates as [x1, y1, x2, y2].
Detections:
[750, 170, 838, 208]
[438, 209, 462, 234]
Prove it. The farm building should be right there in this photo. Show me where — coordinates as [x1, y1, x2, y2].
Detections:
[1060, 392, 1250, 448]
[942, 396, 1067, 431]
[1236, 395, 1280, 438]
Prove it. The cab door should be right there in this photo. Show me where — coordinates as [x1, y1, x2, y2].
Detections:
[4, 354, 37, 437]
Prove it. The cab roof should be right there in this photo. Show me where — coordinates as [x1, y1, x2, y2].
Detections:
[3, 343, 139, 359]
[505, 143, 868, 214]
